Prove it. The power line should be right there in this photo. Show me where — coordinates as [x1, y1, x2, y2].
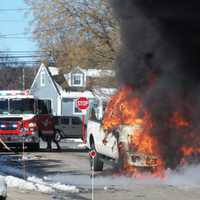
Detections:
[0, 51, 50, 55]
[0, 61, 42, 63]
[0, 51, 53, 58]
[0, 8, 30, 12]
[0, 37, 32, 39]
[0, 32, 31, 36]
[0, 20, 23, 22]
[0, 51, 61, 55]
[0, 50, 49, 53]
[0, 55, 45, 59]
[0, 25, 73, 37]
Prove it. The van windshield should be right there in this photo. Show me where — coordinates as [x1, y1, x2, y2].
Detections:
[0, 99, 8, 114]
[10, 98, 34, 114]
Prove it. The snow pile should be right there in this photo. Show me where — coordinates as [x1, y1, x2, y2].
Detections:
[6, 176, 40, 192]
[51, 182, 78, 192]
[0, 154, 79, 194]
[28, 176, 79, 193]
[2, 175, 79, 194]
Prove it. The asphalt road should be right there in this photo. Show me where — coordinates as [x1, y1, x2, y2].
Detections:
[3, 139, 200, 200]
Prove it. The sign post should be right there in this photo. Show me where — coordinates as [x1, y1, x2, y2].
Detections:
[89, 150, 96, 200]
[76, 97, 89, 144]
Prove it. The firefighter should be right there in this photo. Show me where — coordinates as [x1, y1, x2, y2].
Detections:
[46, 135, 52, 151]
[45, 130, 61, 151]
[53, 129, 61, 151]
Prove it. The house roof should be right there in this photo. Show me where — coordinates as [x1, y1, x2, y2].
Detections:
[54, 81, 94, 98]
[64, 67, 115, 80]
[31, 64, 115, 99]
[85, 69, 115, 77]
[48, 67, 59, 76]
[30, 63, 61, 95]
[92, 88, 117, 101]
[70, 66, 85, 74]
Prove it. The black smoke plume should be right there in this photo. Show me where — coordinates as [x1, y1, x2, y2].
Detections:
[111, 0, 200, 169]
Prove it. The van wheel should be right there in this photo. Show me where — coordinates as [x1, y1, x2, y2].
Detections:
[90, 143, 104, 171]
[54, 130, 62, 142]
[27, 143, 40, 152]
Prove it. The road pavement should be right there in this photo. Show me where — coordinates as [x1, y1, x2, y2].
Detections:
[2, 139, 200, 200]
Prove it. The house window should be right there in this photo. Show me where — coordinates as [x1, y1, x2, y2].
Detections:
[40, 71, 45, 86]
[73, 99, 83, 115]
[71, 73, 83, 87]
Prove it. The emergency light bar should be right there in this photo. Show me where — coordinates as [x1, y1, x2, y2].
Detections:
[0, 90, 29, 96]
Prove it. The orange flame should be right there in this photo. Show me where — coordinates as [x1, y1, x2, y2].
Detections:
[102, 86, 165, 177]
[181, 146, 200, 156]
[102, 86, 200, 178]
[103, 86, 142, 130]
[171, 112, 189, 128]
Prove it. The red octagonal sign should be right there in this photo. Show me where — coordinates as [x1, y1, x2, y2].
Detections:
[89, 150, 96, 158]
[76, 97, 89, 110]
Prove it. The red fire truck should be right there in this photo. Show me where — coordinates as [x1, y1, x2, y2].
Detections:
[0, 90, 54, 151]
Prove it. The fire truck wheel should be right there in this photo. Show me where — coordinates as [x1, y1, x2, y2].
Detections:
[54, 130, 62, 142]
[90, 143, 104, 171]
[27, 143, 40, 152]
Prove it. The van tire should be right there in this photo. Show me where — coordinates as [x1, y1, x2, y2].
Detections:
[27, 143, 40, 152]
[90, 142, 104, 171]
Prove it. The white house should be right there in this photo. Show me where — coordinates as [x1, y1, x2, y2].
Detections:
[30, 64, 116, 120]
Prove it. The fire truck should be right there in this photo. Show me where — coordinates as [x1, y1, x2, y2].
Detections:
[0, 90, 54, 151]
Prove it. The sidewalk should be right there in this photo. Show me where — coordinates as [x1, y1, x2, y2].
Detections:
[7, 187, 51, 200]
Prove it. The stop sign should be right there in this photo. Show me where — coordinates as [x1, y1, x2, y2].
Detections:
[76, 97, 89, 110]
[89, 150, 96, 158]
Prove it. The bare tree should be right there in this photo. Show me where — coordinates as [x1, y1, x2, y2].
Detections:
[24, 0, 120, 71]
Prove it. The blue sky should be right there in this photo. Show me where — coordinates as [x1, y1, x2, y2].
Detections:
[0, 0, 36, 52]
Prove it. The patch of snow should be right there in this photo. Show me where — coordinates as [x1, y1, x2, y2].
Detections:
[85, 69, 115, 78]
[6, 176, 37, 191]
[64, 67, 115, 81]
[28, 176, 79, 193]
[2, 175, 79, 194]
[49, 67, 59, 76]
[51, 182, 79, 193]
[92, 88, 117, 101]
[36, 184, 54, 193]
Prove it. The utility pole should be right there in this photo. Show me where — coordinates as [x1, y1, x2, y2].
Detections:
[22, 67, 25, 90]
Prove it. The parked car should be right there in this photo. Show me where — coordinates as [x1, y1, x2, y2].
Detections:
[53, 116, 82, 142]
